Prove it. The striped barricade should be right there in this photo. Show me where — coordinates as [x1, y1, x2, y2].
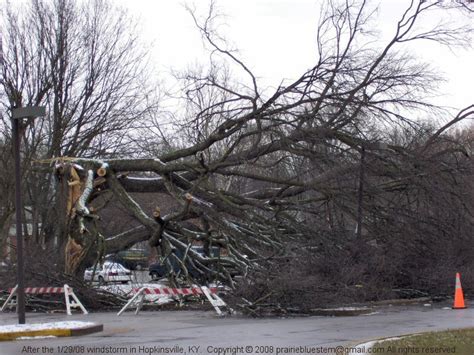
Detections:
[1, 284, 88, 315]
[14, 287, 67, 294]
[131, 286, 217, 296]
[118, 286, 231, 316]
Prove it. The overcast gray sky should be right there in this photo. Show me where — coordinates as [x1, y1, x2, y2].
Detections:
[119, 0, 473, 112]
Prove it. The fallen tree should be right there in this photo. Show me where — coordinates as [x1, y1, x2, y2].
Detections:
[32, 1, 474, 309]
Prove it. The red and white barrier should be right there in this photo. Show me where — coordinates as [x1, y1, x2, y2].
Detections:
[117, 286, 231, 316]
[130, 287, 217, 296]
[1, 284, 88, 315]
[9, 287, 68, 294]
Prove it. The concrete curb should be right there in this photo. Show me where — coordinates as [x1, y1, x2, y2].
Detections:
[309, 297, 436, 317]
[0, 323, 103, 341]
[369, 297, 432, 306]
[310, 307, 374, 316]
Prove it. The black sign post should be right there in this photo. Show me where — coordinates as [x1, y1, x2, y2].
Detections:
[11, 106, 46, 324]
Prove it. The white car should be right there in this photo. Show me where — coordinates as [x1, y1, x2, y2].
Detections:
[84, 261, 131, 285]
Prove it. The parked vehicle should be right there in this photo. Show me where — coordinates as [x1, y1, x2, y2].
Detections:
[149, 246, 220, 280]
[84, 261, 131, 285]
[148, 262, 176, 280]
[115, 248, 149, 270]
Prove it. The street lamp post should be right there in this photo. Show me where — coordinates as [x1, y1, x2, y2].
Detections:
[11, 106, 46, 324]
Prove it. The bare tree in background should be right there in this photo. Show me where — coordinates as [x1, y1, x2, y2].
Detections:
[0, 0, 158, 249]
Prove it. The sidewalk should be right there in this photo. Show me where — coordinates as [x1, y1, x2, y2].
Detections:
[0, 319, 103, 341]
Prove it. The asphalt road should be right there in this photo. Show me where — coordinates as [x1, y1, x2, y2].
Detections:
[0, 303, 472, 355]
